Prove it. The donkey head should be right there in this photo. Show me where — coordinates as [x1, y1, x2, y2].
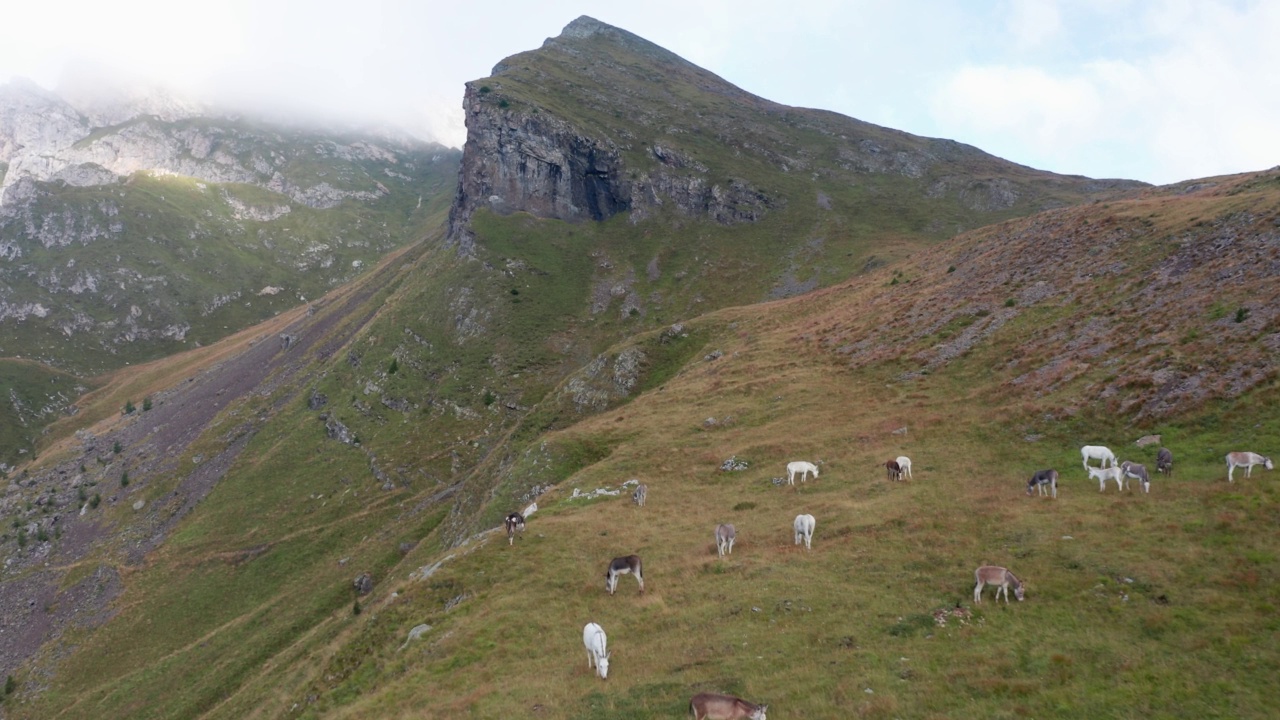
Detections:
[1013, 583, 1026, 601]
[597, 651, 610, 678]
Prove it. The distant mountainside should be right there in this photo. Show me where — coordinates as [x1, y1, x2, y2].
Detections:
[0, 79, 460, 377]
[15, 17, 1279, 720]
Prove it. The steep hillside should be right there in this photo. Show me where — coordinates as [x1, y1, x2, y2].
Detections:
[0, 82, 459, 466]
[6, 167, 1276, 719]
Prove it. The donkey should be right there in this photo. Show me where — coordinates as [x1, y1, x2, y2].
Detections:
[582, 622, 610, 680]
[1089, 465, 1128, 492]
[1026, 469, 1058, 499]
[793, 514, 815, 550]
[605, 555, 644, 595]
[1226, 451, 1274, 482]
[632, 483, 648, 507]
[974, 565, 1025, 603]
[715, 523, 736, 558]
[1081, 445, 1116, 471]
[895, 455, 913, 480]
[504, 512, 525, 545]
[786, 461, 819, 485]
[689, 692, 768, 720]
[1120, 460, 1151, 494]
[885, 459, 901, 482]
[1156, 447, 1173, 477]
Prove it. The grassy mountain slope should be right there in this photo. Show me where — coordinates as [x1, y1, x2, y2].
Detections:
[0, 360, 89, 472]
[13, 169, 1279, 719]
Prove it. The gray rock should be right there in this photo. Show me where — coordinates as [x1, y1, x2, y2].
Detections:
[353, 572, 373, 596]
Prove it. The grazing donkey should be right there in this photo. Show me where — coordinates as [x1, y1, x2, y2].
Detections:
[1088, 465, 1128, 492]
[973, 565, 1025, 603]
[1026, 469, 1058, 499]
[689, 692, 768, 720]
[1120, 460, 1151, 494]
[895, 455, 913, 480]
[504, 512, 525, 545]
[1226, 451, 1274, 482]
[582, 622, 610, 679]
[885, 459, 901, 482]
[605, 555, 645, 595]
[1081, 445, 1116, 471]
[793, 514, 815, 550]
[786, 461, 819, 486]
[715, 523, 736, 558]
[632, 483, 648, 507]
[1156, 447, 1174, 477]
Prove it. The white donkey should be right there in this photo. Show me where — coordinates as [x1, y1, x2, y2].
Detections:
[582, 622, 610, 679]
[1081, 445, 1116, 471]
[786, 461, 819, 486]
[715, 523, 736, 558]
[793, 514, 815, 550]
[1089, 465, 1128, 492]
[632, 483, 648, 507]
[974, 565, 1025, 603]
[895, 456, 913, 480]
[1226, 451, 1273, 482]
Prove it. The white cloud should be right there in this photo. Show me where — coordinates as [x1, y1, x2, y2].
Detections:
[1007, 0, 1063, 51]
[931, 0, 1280, 183]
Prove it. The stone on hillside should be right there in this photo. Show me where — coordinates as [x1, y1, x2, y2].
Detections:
[353, 572, 373, 595]
[1135, 434, 1161, 447]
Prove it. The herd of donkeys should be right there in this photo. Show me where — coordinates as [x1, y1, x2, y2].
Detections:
[494, 442, 1273, 720]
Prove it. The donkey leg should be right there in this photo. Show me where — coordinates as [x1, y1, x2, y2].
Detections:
[974, 581, 983, 603]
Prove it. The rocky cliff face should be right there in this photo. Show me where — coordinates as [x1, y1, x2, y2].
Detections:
[448, 89, 630, 248]
[0, 79, 417, 209]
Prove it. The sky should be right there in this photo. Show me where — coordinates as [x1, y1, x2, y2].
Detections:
[1, 0, 1276, 185]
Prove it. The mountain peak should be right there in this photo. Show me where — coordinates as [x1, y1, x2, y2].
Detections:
[541, 15, 693, 69]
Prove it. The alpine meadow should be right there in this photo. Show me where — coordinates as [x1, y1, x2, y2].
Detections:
[1, 16, 1278, 720]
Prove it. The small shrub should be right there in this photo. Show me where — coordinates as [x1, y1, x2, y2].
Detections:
[4, 674, 14, 695]
[78, 487, 87, 502]
[510, 288, 519, 295]
[478, 85, 491, 94]
[120, 472, 129, 487]
[16, 531, 26, 548]
[388, 358, 399, 375]
[628, 308, 639, 317]
[890, 277, 899, 286]
[36, 528, 48, 543]
[1005, 298, 1017, 307]
[732, 501, 757, 511]
[353, 600, 362, 616]
[947, 265, 956, 273]
[498, 99, 510, 109]
[90, 494, 101, 509]
[143, 396, 152, 411]
[113, 441, 122, 454]
[1235, 307, 1250, 323]
[123, 400, 135, 415]
[483, 391, 496, 406]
